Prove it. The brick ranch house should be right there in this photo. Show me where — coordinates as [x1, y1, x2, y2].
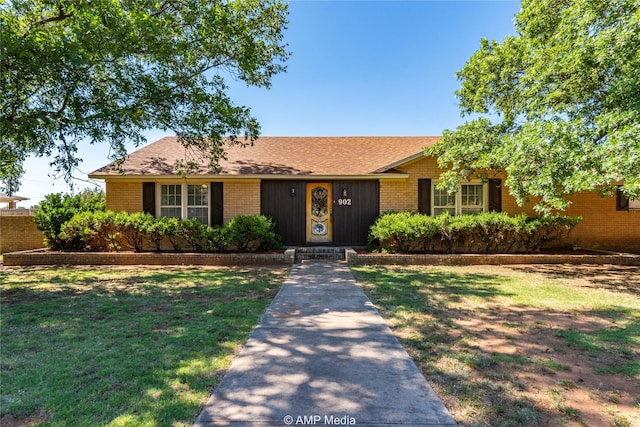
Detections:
[89, 136, 640, 251]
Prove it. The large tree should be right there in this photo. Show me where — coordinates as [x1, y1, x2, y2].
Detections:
[1, 0, 289, 193]
[428, 0, 640, 213]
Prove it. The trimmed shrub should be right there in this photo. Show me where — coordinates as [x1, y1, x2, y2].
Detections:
[115, 211, 148, 252]
[60, 211, 121, 251]
[58, 211, 97, 251]
[178, 218, 209, 252]
[204, 226, 228, 252]
[368, 211, 581, 254]
[368, 211, 439, 253]
[137, 214, 167, 252]
[159, 217, 184, 252]
[225, 215, 281, 252]
[34, 191, 105, 250]
[56, 212, 282, 253]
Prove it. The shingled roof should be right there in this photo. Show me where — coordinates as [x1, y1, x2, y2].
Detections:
[89, 136, 440, 178]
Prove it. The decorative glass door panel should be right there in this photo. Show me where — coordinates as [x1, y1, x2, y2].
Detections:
[306, 183, 332, 243]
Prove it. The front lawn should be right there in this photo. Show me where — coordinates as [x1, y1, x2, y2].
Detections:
[352, 264, 640, 427]
[0, 266, 287, 426]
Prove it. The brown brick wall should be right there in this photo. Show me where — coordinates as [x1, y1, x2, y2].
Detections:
[349, 252, 640, 266]
[106, 181, 143, 212]
[3, 250, 295, 266]
[498, 182, 640, 251]
[0, 215, 45, 253]
[223, 180, 261, 223]
[105, 179, 261, 223]
[530, 191, 639, 252]
[380, 156, 444, 213]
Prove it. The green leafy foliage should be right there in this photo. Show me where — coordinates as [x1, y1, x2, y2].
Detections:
[177, 218, 209, 252]
[367, 211, 441, 253]
[114, 211, 148, 252]
[204, 225, 229, 252]
[368, 211, 581, 254]
[1, 0, 289, 193]
[59, 210, 120, 251]
[428, 0, 640, 213]
[225, 214, 282, 252]
[135, 213, 167, 252]
[33, 190, 105, 250]
[157, 217, 184, 252]
[53, 210, 281, 252]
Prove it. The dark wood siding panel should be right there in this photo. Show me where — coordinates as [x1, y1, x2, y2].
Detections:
[261, 181, 305, 245]
[418, 179, 431, 215]
[332, 181, 379, 246]
[142, 182, 156, 216]
[488, 179, 502, 212]
[210, 182, 224, 226]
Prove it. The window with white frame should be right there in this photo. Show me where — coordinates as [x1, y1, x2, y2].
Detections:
[433, 183, 486, 216]
[433, 187, 456, 216]
[461, 184, 484, 214]
[160, 184, 182, 218]
[159, 183, 209, 224]
[187, 184, 209, 224]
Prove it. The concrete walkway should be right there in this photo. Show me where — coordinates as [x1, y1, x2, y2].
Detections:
[194, 261, 457, 426]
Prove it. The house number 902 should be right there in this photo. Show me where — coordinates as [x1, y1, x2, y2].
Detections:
[337, 198, 352, 206]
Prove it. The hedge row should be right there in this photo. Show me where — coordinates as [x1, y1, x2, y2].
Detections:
[58, 211, 282, 252]
[34, 191, 106, 250]
[368, 211, 582, 254]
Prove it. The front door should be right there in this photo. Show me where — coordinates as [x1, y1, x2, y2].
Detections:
[306, 183, 332, 243]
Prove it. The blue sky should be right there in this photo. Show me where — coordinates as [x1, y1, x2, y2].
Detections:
[17, 0, 521, 207]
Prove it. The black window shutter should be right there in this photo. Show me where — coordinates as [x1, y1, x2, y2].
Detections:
[210, 182, 224, 226]
[418, 179, 431, 215]
[617, 187, 629, 211]
[142, 182, 156, 216]
[488, 179, 502, 212]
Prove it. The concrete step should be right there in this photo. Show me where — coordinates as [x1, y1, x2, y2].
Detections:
[295, 247, 345, 261]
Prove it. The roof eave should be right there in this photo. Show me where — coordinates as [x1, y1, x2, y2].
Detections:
[88, 173, 410, 181]
[372, 152, 427, 173]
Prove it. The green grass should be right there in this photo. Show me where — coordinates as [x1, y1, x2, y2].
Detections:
[0, 266, 287, 426]
[352, 265, 640, 427]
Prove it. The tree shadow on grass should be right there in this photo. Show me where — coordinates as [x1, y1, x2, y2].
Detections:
[0, 266, 284, 303]
[352, 266, 640, 427]
[353, 267, 512, 314]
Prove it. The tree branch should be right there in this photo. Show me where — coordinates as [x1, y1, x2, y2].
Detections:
[34, 7, 73, 27]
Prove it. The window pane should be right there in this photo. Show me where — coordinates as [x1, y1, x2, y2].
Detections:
[188, 184, 208, 206]
[187, 185, 208, 224]
[433, 187, 456, 216]
[461, 184, 483, 210]
[187, 207, 208, 224]
[434, 188, 455, 206]
[160, 207, 181, 218]
[462, 207, 484, 214]
[161, 184, 181, 207]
